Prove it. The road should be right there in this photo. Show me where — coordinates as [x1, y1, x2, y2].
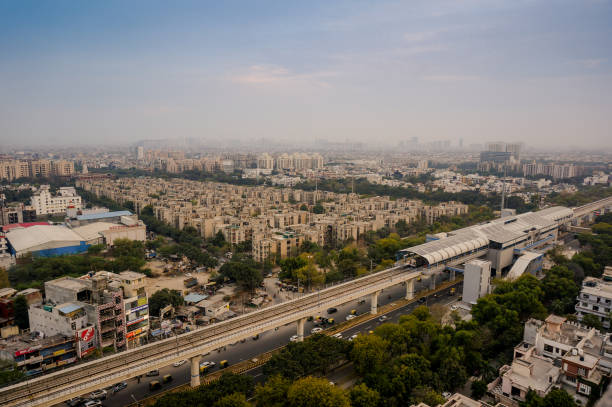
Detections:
[82, 273, 459, 407]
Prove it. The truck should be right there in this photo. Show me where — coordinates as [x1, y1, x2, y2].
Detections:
[184, 277, 198, 288]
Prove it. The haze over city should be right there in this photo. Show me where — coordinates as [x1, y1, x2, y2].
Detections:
[1, 0, 612, 149]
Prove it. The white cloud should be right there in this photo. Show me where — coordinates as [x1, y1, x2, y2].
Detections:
[577, 58, 605, 68]
[231, 65, 336, 88]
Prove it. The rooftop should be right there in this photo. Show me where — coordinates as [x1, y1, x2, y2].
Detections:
[76, 210, 133, 221]
[6, 225, 84, 252]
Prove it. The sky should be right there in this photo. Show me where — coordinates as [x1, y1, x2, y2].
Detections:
[1, 0, 611, 149]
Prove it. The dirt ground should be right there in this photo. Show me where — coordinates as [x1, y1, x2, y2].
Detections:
[144, 259, 210, 296]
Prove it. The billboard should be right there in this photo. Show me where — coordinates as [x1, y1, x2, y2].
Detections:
[76, 326, 96, 358]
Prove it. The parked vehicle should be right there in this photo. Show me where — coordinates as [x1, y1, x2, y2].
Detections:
[289, 335, 299, 342]
[146, 370, 160, 377]
[83, 401, 102, 407]
[332, 333, 343, 339]
[89, 390, 107, 400]
[149, 381, 161, 391]
[113, 382, 128, 392]
[66, 397, 82, 406]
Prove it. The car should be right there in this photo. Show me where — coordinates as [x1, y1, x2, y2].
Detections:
[326, 307, 338, 314]
[66, 397, 83, 406]
[289, 335, 299, 342]
[173, 359, 187, 367]
[442, 392, 452, 399]
[113, 382, 128, 392]
[329, 381, 336, 386]
[311, 327, 323, 334]
[83, 401, 102, 407]
[348, 334, 359, 341]
[200, 361, 216, 368]
[418, 297, 426, 303]
[378, 315, 388, 322]
[146, 370, 160, 377]
[346, 314, 356, 321]
[450, 304, 458, 311]
[89, 390, 107, 400]
[332, 333, 343, 339]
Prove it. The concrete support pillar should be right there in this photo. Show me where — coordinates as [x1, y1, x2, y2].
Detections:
[450, 270, 456, 281]
[371, 290, 380, 315]
[297, 318, 306, 342]
[405, 279, 415, 300]
[190, 355, 201, 387]
[429, 274, 436, 290]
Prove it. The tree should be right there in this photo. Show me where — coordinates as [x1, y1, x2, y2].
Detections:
[349, 383, 380, 407]
[254, 375, 291, 407]
[286, 377, 350, 407]
[14, 295, 29, 330]
[582, 314, 603, 331]
[410, 386, 445, 407]
[471, 380, 488, 399]
[350, 335, 391, 376]
[149, 289, 184, 316]
[213, 392, 250, 407]
[312, 203, 325, 214]
[219, 258, 263, 292]
[0, 268, 9, 288]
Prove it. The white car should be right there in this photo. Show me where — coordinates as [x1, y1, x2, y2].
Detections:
[332, 333, 343, 339]
[450, 305, 458, 311]
[348, 334, 359, 341]
[84, 401, 102, 407]
[289, 335, 299, 342]
[378, 315, 388, 322]
[311, 327, 323, 334]
[200, 361, 216, 368]
[173, 359, 187, 367]
[442, 392, 452, 399]
[346, 314, 356, 321]
[89, 390, 107, 400]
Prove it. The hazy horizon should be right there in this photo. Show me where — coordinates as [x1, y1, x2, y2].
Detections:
[1, 0, 611, 149]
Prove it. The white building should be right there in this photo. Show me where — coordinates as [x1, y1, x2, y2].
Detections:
[31, 185, 82, 215]
[463, 259, 491, 305]
[576, 269, 612, 329]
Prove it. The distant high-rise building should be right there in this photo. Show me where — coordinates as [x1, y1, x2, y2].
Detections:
[137, 146, 144, 160]
[459, 138, 463, 148]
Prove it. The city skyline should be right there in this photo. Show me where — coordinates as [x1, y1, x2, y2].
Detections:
[1, 0, 611, 148]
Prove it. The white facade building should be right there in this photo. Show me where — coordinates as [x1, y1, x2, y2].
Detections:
[463, 259, 491, 305]
[576, 269, 612, 329]
[31, 185, 82, 215]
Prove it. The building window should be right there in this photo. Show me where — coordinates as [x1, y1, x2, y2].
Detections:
[566, 374, 576, 383]
[593, 306, 599, 311]
[578, 368, 586, 376]
[544, 344, 554, 353]
[511, 386, 521, 397]
[579, 383, 591, 395]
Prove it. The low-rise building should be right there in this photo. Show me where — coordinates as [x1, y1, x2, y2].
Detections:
[31, 185, 82, 216]
[0, 333, 77, 376]
[576, 269, 612, 329]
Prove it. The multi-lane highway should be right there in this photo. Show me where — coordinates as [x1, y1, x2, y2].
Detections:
[91, 276, 460, 407]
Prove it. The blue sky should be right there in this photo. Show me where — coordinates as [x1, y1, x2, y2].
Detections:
[1, 0, 611, 148]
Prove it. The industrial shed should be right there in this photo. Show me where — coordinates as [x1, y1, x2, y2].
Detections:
[6, 225, 88, 257]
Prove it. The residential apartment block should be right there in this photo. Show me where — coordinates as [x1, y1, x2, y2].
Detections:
[31, 185, 82, 215]
[0, 159, 75, 181]
[576, 267, 612, 329]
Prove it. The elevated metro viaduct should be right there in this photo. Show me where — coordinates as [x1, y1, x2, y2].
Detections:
[1, 198, 611, 406]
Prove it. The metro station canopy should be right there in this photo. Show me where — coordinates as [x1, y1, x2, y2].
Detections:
[401, 206, 573, 266]
[406, 230, 488, 265]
